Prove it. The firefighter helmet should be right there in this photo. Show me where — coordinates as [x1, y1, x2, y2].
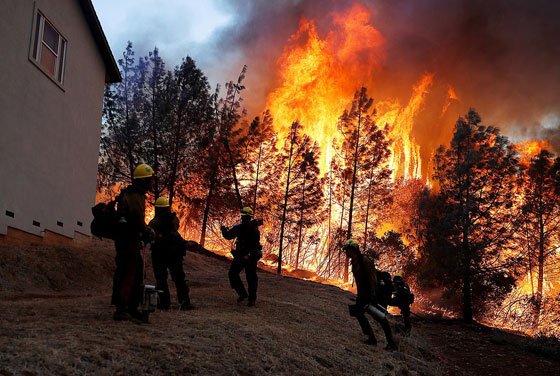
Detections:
[155, 197, 170, 208]
[133, 164, 154, 179]
[240, 207, 254, 217]
[343, 239, 359, 250]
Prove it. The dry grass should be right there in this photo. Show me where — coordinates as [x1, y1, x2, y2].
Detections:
[0, 241, 437, 375]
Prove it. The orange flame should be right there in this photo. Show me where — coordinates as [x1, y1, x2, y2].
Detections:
[516, 140, 551, 157]
[377, 73, 434, 179]
[515, 140, 552, 167]
[265, 3, 433, 180]
[265, 3, 384, 172]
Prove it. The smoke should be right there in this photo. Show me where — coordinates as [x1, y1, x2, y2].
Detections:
[208, 0, 560, 153]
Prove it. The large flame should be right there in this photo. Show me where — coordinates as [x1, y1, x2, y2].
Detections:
[265, 4, 439, 180]
[515, 140, 552, 166]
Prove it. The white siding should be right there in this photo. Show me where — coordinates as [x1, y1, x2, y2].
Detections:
[0, 0, 107, 238]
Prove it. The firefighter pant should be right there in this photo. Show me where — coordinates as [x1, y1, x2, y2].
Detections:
[354, 299, 394, 345]
[229, 257, 258, 302]
[390, 298, 411, 330]
[152, 251, 190, 308]
[112, 230, 143, 311]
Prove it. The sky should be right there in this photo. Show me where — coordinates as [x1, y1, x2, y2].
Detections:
[91, 0, 234, 80]
[91, 0, 560, 152]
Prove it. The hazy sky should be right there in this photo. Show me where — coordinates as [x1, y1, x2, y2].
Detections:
[91, 0, 234, 77]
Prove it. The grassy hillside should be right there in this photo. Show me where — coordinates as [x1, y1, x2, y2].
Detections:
[0, 241, 557, 376]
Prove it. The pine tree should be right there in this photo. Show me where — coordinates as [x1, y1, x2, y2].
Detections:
[276, 121, 323, 274]
[293, 142, 324, 269]
[217, 66, 248, 208]
[135, 47, 169, 198]
[167, 56, 213, 205]
[520, 150, 560, 324]
[430, 109, 521, 322]
[99, 42, 145, 190]
[335, 87, 391, 282]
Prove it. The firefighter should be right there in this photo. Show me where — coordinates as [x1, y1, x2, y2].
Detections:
[112, 163, 154, 322]
[221, 207, 262, 307]
[148, 197, 193, 311]
[390, 274, 414, 333]
[345, 239, 396, 350]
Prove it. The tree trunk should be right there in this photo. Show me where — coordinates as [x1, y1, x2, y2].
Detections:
[168, 111, 184, 206]
[533, 203, 545, 326]
[327, 168, 332, 278]
[278, 124, 296, 275]
[295, 171, 307, 269]
[252, 143, 263, 211]
[200, 171, 216, 247]
[151, 77, 160, 197]
[527, 222, 534, 296]
[224, 136, 243, 208]
[362, 165, 375, 250]
[345, 111, 362, 283]
[462, 171, 473, 323]
[462, 253, 473, 323]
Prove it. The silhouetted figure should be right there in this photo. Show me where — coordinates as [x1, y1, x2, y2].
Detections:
[344, 239, 396, 350]
[390, 274, 413, 333]
[221, 207, 262, 306]
[112, 163, 154, 323]
[149, 197, 192, 311]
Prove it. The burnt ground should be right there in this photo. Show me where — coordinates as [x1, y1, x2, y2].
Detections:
[0, 240, 558, 376]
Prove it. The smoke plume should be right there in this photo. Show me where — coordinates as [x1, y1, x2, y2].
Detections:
[209, 0, 560, 154]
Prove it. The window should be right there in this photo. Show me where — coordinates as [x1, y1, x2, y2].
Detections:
[31, 12, 67, 85]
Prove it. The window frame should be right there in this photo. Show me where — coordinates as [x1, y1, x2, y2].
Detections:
[29, 10, 67, 88]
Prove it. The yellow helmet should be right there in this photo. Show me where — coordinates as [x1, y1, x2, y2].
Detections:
[133, 164, 154, 179]
[240, 207, 254, 217]
[343, 239, 359, 250]
[155, 197, 170, 208]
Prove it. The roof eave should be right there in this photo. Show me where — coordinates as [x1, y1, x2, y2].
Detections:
[78, 0, 121, 83]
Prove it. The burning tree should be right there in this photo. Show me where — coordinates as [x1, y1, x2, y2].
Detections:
[520, 149, 560, 324]
[333, 87, 391, 282]
[165, 56, 215, 206]
[99, 43, 215, 205]
[216, 66, 249, 209]
[276, 121, 323, 274]
[235, 111, 285, 220]
[420, 109, 522, 323]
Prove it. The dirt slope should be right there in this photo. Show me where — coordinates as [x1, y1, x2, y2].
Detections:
[0, 241, 557, 375]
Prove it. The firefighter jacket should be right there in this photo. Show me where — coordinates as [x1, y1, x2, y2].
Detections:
[149, 212, 180, 235]
[221, 220, 261, 259]
[148, 212, 185, 256]
[117, 185, 148, 233]
[392, 279, 414, 306]
[351, 254, 379, 306]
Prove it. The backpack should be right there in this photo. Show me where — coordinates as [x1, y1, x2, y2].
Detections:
[233, 220, 262, 260]
[376, 270, 393, 306]
[90, 192, 123, 240]
[394, 280, 415, 305]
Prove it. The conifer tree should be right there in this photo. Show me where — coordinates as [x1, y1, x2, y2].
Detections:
[520, 150, 560, 323]
[277, 121, 322, 274]
[99, 42, 145, 188]
[335, 87, 391, 282]
[428, 109, 521, 322]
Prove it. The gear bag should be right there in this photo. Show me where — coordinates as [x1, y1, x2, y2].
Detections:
[376, 271, 393, 307]
[393, 280, 415, 305]
[232, 219, 263, 260]
[91, 200, 119, 240]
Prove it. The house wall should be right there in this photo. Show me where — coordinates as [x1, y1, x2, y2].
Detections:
[0, 0, 107, 239]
